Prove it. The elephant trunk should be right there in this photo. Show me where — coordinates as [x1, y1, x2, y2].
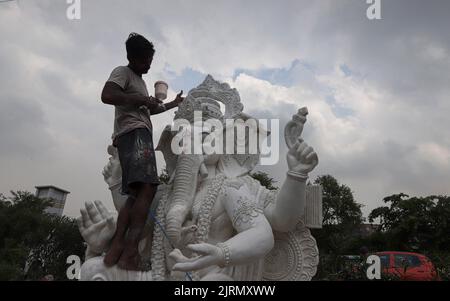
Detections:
[166, 154, 206, 246]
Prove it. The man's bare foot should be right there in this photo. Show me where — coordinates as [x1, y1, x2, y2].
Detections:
[103, 239, 125, 267]
[117, 248, 141, 271]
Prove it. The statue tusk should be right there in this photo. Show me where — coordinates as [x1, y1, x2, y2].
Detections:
[199, 162, 208, 179]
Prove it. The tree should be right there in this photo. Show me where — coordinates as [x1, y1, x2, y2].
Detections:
[368, 193, 450, 251]
[314, 175, 364, 227]
[365, 193, 450, 280]
[310, 175, 365, 279]
[0, 191, 84, 280]
[25, 215, 84, 280]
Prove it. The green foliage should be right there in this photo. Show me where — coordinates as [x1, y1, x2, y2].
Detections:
[316, 254, 402, 281]
[310, 175, 365, 279]
[311, 175, 364, 253]
[0, 191, 84, 281]
[426, 251, 450, 281]
[362, 193, 450, 281]
[250, 171, 278, 191]
[368, 194, 450, 251]
[314, 175, 364, 227]
[25, 215, 84, 280]
[293, 175, 450, 281]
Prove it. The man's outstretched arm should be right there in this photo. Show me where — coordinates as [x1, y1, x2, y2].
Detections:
[149, 90, 185, 115]
[101, 82, 160, 110]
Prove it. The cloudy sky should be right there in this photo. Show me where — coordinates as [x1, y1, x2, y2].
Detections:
[0, 0, 449, 218]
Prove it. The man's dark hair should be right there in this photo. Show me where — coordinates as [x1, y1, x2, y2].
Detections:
[126, 33, 155, 59]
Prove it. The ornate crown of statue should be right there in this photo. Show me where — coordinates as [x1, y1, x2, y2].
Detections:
[174, 75, 244, 123]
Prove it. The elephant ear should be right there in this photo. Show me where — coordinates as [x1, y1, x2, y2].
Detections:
[156, 125, 178, 178]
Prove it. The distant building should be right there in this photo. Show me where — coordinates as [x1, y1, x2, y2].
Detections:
[35, 185, 70, 216]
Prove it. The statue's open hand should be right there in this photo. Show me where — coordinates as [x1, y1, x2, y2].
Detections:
[286, 138, 319, 175]
[77, 200, 117, 254]
[170, 243, 223, 272]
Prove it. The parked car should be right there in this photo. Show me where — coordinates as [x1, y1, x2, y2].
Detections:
[374, 251, 440, 281]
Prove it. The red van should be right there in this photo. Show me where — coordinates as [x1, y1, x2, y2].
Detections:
[375, 251, 440, 281]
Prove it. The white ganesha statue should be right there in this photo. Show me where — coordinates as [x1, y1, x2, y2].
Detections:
[77, 75, 323, 281]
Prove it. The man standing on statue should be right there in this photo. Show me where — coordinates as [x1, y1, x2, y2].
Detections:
[99, 33, 184, 270]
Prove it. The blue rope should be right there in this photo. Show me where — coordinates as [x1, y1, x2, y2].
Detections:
[148, 210, 193, 281]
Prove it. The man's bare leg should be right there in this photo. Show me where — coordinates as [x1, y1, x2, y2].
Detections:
[118, 183, 157, 270]
[103, 191, 137, 266]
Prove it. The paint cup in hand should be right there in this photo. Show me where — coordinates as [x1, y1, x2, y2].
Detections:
[154, 81, 168, 101]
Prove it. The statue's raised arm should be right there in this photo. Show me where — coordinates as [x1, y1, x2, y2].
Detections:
[264, 107, 319, 232]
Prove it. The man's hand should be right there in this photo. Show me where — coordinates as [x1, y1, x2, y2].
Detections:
[173, 90, 185, 106]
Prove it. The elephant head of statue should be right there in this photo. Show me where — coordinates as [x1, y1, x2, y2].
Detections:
[156, 75, 270, 246]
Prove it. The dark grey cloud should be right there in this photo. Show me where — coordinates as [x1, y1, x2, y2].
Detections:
[308, 0, 450, 104]
[0, 95, 54, 158]
[0, 0, 449, 218]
